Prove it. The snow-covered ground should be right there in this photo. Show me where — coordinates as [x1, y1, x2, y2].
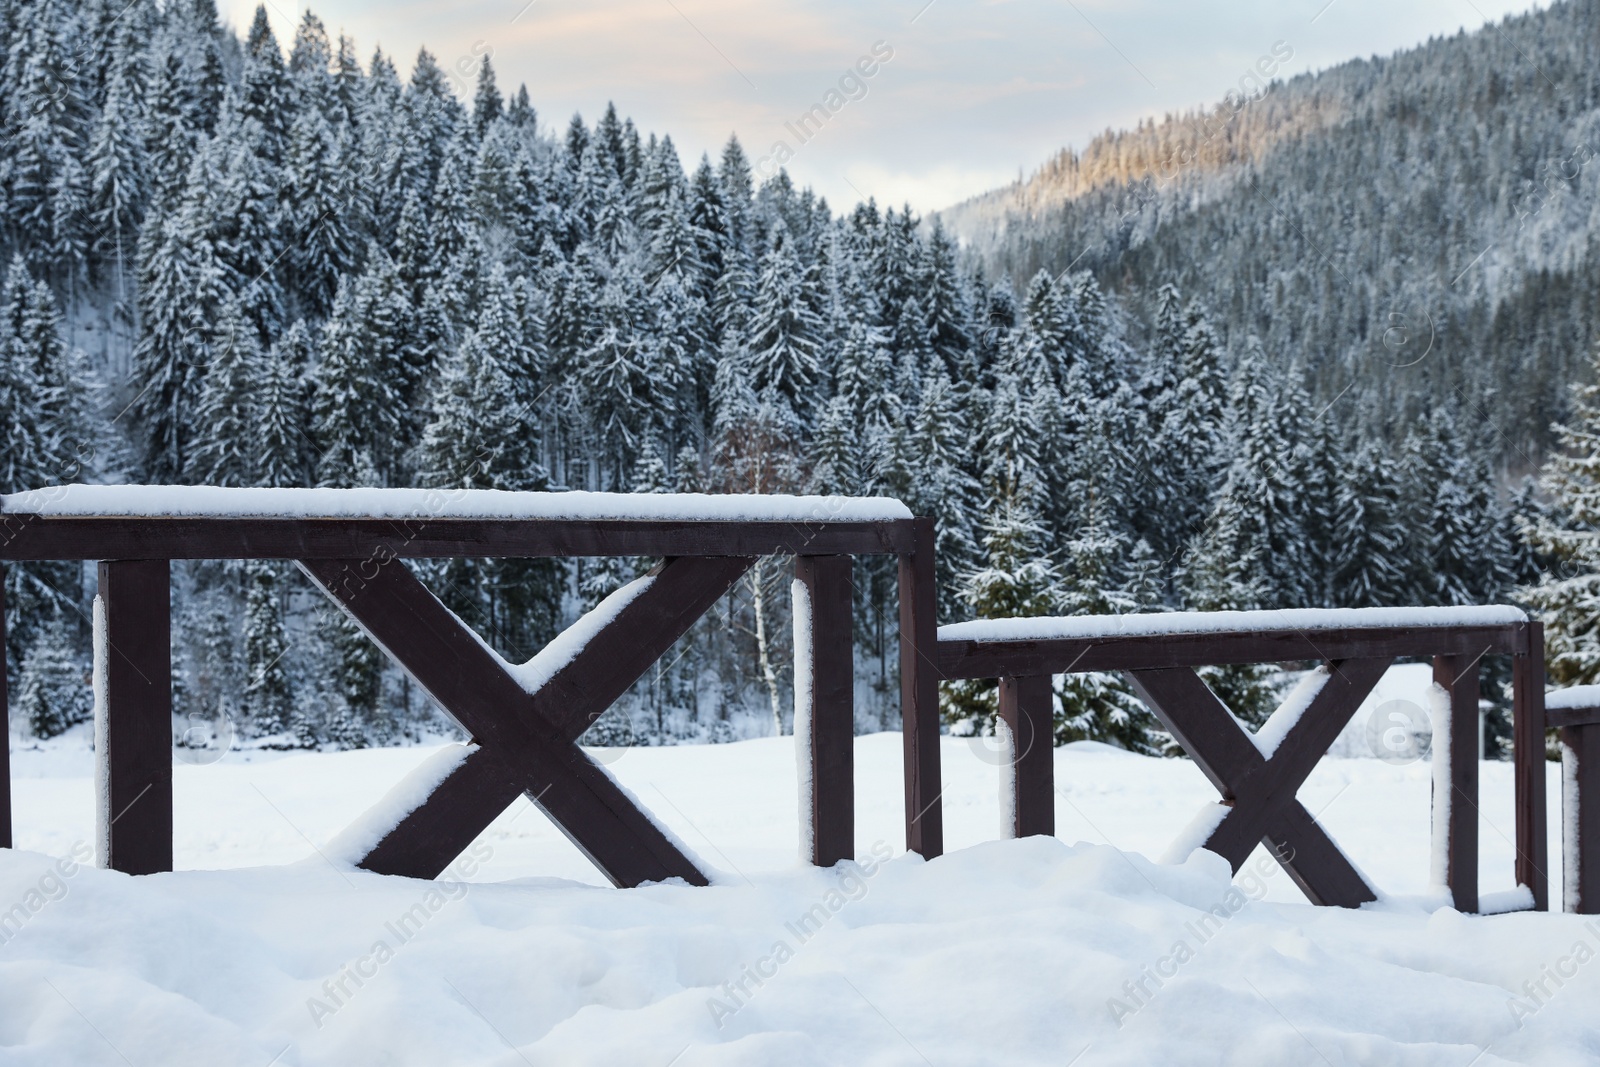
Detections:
[0, 670, 1594, 1065]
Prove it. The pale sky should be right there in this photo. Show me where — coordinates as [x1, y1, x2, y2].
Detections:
[226, 0, 1551, 212]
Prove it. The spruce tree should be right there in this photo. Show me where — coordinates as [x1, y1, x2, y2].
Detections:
[241, 561, 292, 737]
[980, 372, 1043, 507]
[255, 327, 309, 488]
[132, 148, 232, 480]
[283, 109, 360, 319]
[1198, 342, 1309, 610]
[1180, 506, 1280, 728]
[1524, 344, 1600, 684]
[892, 368, 980, 619]
[942, 495, 1063, 726]
[1331, 438, 1409, 607]
[0, 259, 90, 671]
[0, 261, 46, 495]
[19, 610, 89, 740]
[809, 395, 861, 496]
[745, 223, 822, 414]
[187, 301, 260, 486]
[288, 10, 336, 120]
[313, 266, 406, 485]
[922, 219, 973, 379]
[239, 5, 294, 163]
[1054, 496, 1165, 755]
[577, 278, 656, 483]
[87, 67, 146, 284]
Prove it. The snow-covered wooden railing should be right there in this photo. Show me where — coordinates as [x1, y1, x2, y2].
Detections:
[0, 485, 942, 884]
[1547, 686, 1600, 914]
[937, 607, 1550, 912]
[0, 486, 1561, 913]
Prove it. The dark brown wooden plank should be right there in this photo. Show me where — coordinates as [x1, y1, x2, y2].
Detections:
[333, 556, 750, 879]
[1127, 665, 1378, 905]
[524, 734, 709, 889]
[537, 556, 753, 740]
[939, 625, 1527, 679]
[795, 556, 855, 867]
[1434, 654, 1480, 913]
[1124, 667, 1262, 796]
[298, 557, 708, 887]
[1513, 622, 1549, 910]
[1560, 724, 1600, 914]
[1203, 659, 1390, 867]
[898, 517, 942, 859]
[357, 746, 524, 879]
[998, 675, 1055, 839]
[1263, 800, 1378, 908]
[0, 564, 9, 849]
[1548, 704, 1600, 730]
[0, 516, 913, 561]
[299, 557, 532, 754]
[95, 560, 173, 875]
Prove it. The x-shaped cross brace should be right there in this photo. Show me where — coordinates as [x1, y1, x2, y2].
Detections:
[299, 554, 754, 887]
[1126, 658, 1393, 907]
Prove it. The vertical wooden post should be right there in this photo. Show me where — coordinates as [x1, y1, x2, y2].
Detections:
[95, 560, 172, 875]
[794, 555, 855, 867]
[1560, 723, 1600, 914]
[898, 516, 943, 859]
[1513, 621, 1549, 911]
[0, 563, 10, 850]
[1433, 654, 1479, 913]
[997, 675, 1054, 839]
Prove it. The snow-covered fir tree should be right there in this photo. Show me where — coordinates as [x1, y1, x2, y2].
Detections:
[1525, 343, 1600, 685]
[1053, 495, 1165, 755]
[241, 561, 292, 736]
[19, 610, 90, 739]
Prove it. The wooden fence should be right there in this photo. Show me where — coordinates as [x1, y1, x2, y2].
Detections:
[1547, 687, 1600, 914]
[937, 609, 1548, 913]
[0, 487, 1566, 914]
[0, 486, 940, 885]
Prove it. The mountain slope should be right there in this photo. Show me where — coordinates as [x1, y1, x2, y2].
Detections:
[940, 0, 1600, 464]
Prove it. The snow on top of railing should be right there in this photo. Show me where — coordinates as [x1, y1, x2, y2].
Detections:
[0, 484, 913, 522]
[1545, 684, 1600, 711]
[937, 605, 1529, 643]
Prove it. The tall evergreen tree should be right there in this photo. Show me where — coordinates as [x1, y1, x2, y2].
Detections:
[1054, 495, 1164, 754]
[239, 5, 294, 162]
[1331, 438, 1410, 607]
[942, 494, 1062, 726]
[1525, 343, 1600, 684]
[241, 561, 291, 736]
[472, 55, 502, 136]
[255, 326, 310, 488]
[187, 299, 260, 486]
[744, 222, 823, 415]
[19, 610, 89, 739]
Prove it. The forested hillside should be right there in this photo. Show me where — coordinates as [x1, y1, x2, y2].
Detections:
[0, 0, 1542, 752]
[940, 0, 1600, 466]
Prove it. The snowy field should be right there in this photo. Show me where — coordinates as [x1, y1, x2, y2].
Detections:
[0, 671, 1596, 1065]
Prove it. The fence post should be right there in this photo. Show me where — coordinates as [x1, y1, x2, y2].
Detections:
[1559, 720, 1600, 913]
[794, 555, 854, 867]
[0, 564, 9, 850]
[997, 675, 1054, 839]
[1513, 621, 1549, 910]
[95, 560, 173, 875]
[898, 517, 943, 859]
[1433, 654, 1479, 913]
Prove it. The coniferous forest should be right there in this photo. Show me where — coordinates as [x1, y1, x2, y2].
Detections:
[0, 0, 1575, 755]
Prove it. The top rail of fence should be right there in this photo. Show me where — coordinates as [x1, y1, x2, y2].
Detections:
[938, 605, 1536, 678]
[0, 485, 918, 560]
